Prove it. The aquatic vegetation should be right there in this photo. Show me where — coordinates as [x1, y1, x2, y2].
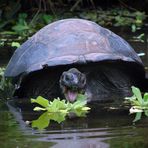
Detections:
[125, 86, 148, 122]
[30, 95, 90, 130]
[0, 68, 14, 99]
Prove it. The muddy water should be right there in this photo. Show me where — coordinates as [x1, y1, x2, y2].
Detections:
[0, 27, 148, 148]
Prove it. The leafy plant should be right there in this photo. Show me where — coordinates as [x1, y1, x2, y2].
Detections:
[12, 13, 33, 37]
[11, 13, 55, 38]
[81, 9, 147, 28]
[134, 11, 146, 26]
[125, 86, 148, 122]
[30, 94, 90, 130]
[42, 14, 54, 24]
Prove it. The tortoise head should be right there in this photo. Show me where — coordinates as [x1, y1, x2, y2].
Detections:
[59, 68, 86, 102]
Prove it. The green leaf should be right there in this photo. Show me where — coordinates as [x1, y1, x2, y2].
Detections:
[48, 112, 67, 123]
[131, 86, 143, 104]
[131, 24, 136, 32]
[125, 95, 141, 106]
[47, 98, 68, 113]
[42, 14, 53, 24]
[50, 98, 67, 109]
[31, 94, 90, 130]
[144, 110, 148, 117]
[131, 99, 141, 106]
[74, 108, 87, 117]
[32, 112, 50, 130]
[12, 24, 29, 32]
[125, 95, 136, 101]
[144, 93, 148, 102]
[72, 94, 87, 109]
[129, 106, 143, 114]
[73, 106, 90, 117]
[72, 100, 86, 109]
[81, 106, 91, 111]
[11, 42, 20, 48]
[60, 109, 69, 114]
[31, 96, 50, 108]
[133, 112, 142, 122]
[33, 107, 46, 111]
[142, 102, 148, 107]
[76, 94, 87, 101]
[137, 33, 145, 43]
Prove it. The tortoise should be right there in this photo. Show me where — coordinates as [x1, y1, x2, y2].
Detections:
[4, 18, 147, 103]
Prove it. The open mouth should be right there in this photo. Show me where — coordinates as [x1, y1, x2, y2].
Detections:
[63, 87, 78, 102]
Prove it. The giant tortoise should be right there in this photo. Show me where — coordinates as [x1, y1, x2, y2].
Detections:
[4, 19, 147, 103]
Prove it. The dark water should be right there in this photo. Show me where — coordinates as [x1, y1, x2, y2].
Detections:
[0, 27, 148, 148]
[1, 99, 148, 148]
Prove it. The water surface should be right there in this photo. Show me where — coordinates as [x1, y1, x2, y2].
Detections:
[1, 99, 148, 148]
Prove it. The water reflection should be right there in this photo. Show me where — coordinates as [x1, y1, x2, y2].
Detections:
[1, 99, 147, 148]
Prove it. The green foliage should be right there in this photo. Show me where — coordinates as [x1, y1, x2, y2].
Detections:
[10, 13, 55, 38]
[0, 7, 146, 45]
[136, 33, 145, 43]
[81, 9, 147, 27]
[0, 68, 14, 99]
[131, 24, 137, 32]
[12, 13, 33, 37]
[115, 11, 146, 27]
[41, 14, 54, 24]
[31, 95, 90, 130]
[11, 42, 21, 48]
[125, 86, 148, 122]
[0, 41, 5, 47]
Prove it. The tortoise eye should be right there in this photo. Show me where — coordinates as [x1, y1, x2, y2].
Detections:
[65, 74, 70, 81]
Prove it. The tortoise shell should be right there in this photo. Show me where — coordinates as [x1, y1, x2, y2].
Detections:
[5, 18, 143, 77]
